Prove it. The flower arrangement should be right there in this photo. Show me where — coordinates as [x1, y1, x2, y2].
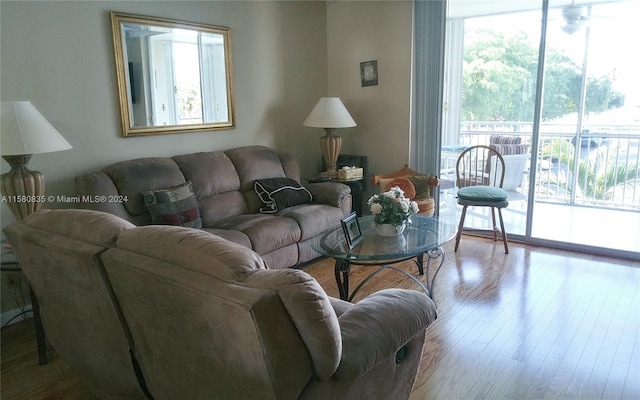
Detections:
[368, 186, 419, 227]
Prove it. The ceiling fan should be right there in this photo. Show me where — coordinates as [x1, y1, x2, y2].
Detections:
[560, 3, 590, 34]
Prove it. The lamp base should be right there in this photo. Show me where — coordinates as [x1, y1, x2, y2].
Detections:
[320, 128, 341, 178]
[1, 155, 44, 220]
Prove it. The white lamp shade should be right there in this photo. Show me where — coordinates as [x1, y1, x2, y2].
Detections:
[303, 97, 357, 129]
[1, 101, 72, 156]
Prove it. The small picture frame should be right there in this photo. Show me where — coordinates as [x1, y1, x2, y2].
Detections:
[341, 211, 363, 249]
[360, 60, 378, 87]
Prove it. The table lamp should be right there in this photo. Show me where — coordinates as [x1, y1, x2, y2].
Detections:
[303, 97, 356, 178]
[1, 101, 72, 220]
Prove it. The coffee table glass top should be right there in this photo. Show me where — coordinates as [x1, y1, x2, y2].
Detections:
[314, 214, 456, 262]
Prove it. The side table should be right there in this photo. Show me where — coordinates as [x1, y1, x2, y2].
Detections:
[1, 244, 48, 365]
[307, 176, 364, 216]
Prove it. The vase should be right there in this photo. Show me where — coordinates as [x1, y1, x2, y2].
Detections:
[375, 222, 406, 237]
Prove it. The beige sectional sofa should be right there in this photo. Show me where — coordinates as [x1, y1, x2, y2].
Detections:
[76, 145, 352, 268]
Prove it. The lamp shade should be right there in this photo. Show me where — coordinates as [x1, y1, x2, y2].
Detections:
[303, 98, 357, 129]
[1, 101, 72, 156]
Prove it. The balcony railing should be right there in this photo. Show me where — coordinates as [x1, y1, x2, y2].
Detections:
[450, 122, 640, 210]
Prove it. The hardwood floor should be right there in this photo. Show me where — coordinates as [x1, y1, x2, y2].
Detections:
[1, 236, 639, 399]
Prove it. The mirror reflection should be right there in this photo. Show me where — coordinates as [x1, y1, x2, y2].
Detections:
[111, 12, 235, 137]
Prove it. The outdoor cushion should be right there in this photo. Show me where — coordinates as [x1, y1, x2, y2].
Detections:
[457, 186, 508, 202]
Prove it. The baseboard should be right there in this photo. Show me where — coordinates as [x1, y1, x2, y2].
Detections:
[1, 307, 33, 328]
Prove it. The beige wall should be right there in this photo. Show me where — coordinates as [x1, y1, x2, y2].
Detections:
[326, 1, 414, 201]
[0, 0, 416, 319]
[0, 0, 328, 319]
[0, 1, 328, 223]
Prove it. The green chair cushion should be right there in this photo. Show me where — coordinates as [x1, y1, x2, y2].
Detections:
[457, 186, 508, 202]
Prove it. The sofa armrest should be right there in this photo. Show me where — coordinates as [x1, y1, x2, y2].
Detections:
[334, 289, 437, 381]
[306, 182, 351, 208]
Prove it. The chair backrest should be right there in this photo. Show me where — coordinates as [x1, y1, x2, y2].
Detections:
[101, 225, 342, 400]
[2, 209, 149, 400]
[456, 145, 506, 188]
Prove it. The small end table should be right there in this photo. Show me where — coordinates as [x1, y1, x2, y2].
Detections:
[1, 243, 48, 365]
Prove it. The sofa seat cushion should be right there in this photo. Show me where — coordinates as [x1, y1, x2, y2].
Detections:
[277, 204, 344, 241]
[212, 214, 301, 255]
[200, 228, 252, 249]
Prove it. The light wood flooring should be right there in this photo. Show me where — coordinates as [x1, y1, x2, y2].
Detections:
[1, 236, 639, 399]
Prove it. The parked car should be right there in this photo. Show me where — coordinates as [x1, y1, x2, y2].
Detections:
[571, 129, 603, 148]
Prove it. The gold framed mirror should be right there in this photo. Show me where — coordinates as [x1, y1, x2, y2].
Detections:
[110, 12, 235, 137]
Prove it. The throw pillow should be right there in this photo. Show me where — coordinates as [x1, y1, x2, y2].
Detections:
[408, 175, 437, 199]
[254, 178, 312, 213]
[143, 182, 202, 228]
[385, 177, 416, 199]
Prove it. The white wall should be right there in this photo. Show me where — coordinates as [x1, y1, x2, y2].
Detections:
[326, 1, 414, 202]
[0, 0, 327, 317]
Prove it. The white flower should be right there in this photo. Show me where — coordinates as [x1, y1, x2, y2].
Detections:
[367, 186, 418, 227]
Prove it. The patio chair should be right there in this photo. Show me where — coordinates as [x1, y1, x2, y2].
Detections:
[455, 145, 509, 254]
[489, 135, 529, 191]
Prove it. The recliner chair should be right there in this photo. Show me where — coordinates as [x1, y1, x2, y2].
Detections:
[5, 209, 437, 400]
[3, 209, 151, 400]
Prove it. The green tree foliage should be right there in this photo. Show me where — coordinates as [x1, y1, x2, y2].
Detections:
[462, 28, 623, 121]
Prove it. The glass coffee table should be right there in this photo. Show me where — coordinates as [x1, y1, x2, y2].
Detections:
[313, 214, 456, 302]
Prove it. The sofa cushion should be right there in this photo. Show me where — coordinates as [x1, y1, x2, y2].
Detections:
[213, 214, 301, 255]
[143, 182, 202, 228]
[277, 204, 345, 241]
[378, 175, 436, 200]
[104, 158, 186, 217]
[381, 177, 416, 199]
[254, 178, 312, 213]
[226, 146, 288, 192]
[407, 175, 436, 199]
[115, 225, 268, 280]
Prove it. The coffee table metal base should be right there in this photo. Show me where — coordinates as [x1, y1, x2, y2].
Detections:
[334, 246, 446, 303]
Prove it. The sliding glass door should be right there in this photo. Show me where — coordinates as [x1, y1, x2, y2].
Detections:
[531, 0, 640, 254]
[442, 0, 640, 256]
[442, 2, 543, 238]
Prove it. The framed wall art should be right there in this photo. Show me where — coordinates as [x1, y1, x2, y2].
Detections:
[360, 60, 378, 87]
